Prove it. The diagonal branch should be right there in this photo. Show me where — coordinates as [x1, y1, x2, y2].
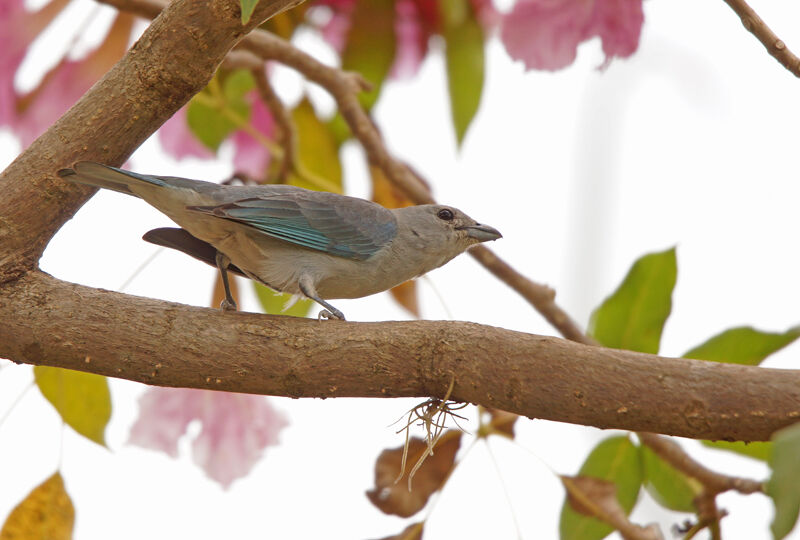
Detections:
[0, 0, 302, 283]
[722, 0, 800, 77]
[638, 433, 764, 495]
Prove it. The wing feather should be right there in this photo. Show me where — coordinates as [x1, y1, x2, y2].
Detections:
[187, 192, 397, 260]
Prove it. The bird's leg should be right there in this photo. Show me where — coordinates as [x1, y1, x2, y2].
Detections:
[215, 251, 238, 312]
[299, 275, 345, 321]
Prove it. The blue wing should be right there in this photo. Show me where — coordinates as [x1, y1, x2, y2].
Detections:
[187, 192, 397, 260]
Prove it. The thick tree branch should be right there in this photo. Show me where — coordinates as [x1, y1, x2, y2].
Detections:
[2, 271, 799, 442]
[0, 0, 301, 282]
[722, 0, 800, 77]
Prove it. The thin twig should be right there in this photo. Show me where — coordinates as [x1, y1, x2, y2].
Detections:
[251, 65, 295, 183]
[638, 432, 763, 495]
[722, 0, 800, 77]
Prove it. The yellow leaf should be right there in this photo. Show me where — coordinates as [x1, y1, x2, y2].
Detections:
[1, 472, 75, 540]
[289, 98, 342, 193]
[34, 366, 111, 447]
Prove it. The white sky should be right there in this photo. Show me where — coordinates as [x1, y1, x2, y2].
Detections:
[1, 0, 799, 538]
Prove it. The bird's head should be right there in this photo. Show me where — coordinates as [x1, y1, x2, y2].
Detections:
[394, 204, 502, 257]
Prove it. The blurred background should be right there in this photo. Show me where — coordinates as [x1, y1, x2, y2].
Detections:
[1, 0, 799, 538]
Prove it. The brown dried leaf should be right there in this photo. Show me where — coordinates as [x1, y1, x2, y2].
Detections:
[372, 522, 424, 540]
[389, 280, 420, 317]
[488, 408, 518, 438]
[561, 474, 664, 540]
[366, 430, 462, 517]
[562, 475, 623, 520]
[211, 272, 240, 309]
[0, 472, 75, 540]
[371, 165, 414, 210]
[371, 165, 420, 315]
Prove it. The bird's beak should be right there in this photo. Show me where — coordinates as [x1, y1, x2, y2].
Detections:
[458, 223, 502, 242]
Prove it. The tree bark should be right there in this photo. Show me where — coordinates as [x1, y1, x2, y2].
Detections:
[2, 271, 798, 442]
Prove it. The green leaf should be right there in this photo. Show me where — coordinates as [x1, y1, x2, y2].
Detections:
[559, 436, 642, 540]
[588, 247, 677, 354]
[34, 366, 111, 447]
[289, 98, 343, 193]
[640, 444, 701, 512]
[239, 0, 259, 24]
[701, 440, 771, 461]
[440, 0, 484, 146]
[684, 326, 800, 366]
[340, 0, 396, 110]
[187, 70, 255, 151]
[254, 283, 313, 317]
[768, 422, 800, 539]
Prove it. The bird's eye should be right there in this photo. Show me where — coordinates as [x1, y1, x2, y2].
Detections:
[437, 208, 454, 221]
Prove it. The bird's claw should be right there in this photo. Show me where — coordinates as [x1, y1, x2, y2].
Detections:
[317, 308, 345, 321]
[220, 299, 238, 312]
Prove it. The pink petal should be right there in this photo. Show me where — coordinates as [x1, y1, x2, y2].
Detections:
[500, 0, 595, 72]
[128, 387, 205, 458]
[390, 0, 429, 79]
[191, 393, 288, 489]
[231, 90, 275, 179]
[128, 387, 288, 489]
[0, 0, 68, 125]
[586, 0, 644, 68]
[158, 106, 214, 160]
[9, 60, 92, 146]
[7, 13, 132, 147]
[316, 0, 357, 53]
[470, 0, 501, 28]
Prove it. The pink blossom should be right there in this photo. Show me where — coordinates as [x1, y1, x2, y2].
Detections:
[470, 0, 500, 29]
[588, 0, 643, 66]
[317, 0, 356, 53]
[231, 91, 275, 178]
[0, 0, 69, 125]
[129, 387, 288, 489]
[500, 0, 643, 71]
[5, 13, 133, 147]
[390, 0, 431, 79]
[9, 60, 92, 146]
[158, 106, 214, 160]
[315, 0, 442, 80]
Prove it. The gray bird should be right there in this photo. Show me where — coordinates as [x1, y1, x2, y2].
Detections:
[58, 162, 502, 320]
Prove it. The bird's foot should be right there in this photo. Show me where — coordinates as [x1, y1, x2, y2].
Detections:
[317, 308, 345, 321]
[220, 298, 238, 312]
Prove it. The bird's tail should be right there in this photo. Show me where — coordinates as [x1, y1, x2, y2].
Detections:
[57, 161, 166, 197]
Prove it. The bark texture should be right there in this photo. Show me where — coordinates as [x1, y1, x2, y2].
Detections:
[2, 272, 798, 442]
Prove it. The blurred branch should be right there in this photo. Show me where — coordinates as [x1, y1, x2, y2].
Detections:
[638, 433, 764, 495]
[251, 66, 295, 183]
[722, 0, 800, 77]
